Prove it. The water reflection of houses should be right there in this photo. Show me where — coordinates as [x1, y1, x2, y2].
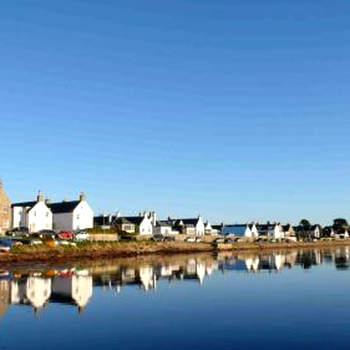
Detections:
[219, 251, 300, 273]
[51, 271, 93, 312]
[11, 276, 52, 311]
[0, 277, 10, 323]
[334, 247, 350, 269]
[93, 258, 218, 292]
[1, 248, 350, 321]
[1, 270, 93, 315]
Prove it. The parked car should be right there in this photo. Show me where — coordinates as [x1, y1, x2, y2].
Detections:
[185, 237, 196, 243]
[225, 238, 235, 243]
[74, 231, 89, 241]
[6, 227, 29, 238]
[195, 237, 203, 243]
[0, 238, 17, 253]
[151, 234, 165, 242]
[14, 238, 42, 246]
[164, 236, 176, 242]
[34, 230, 56, 239]
[57, 231, 74, 240]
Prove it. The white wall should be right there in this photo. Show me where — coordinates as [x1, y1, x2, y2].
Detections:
[27, 202, 53, 232]
[72, 201, 94, 230]
[139, 218, 153, 235]
[52, 200, 94, 231]
[12, 206, 25, 228]
[154, 226, 173, 235]
[196, 217, 205, 236]
[13, 202, 52, 232]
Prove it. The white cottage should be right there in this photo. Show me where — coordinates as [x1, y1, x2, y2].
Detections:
[257, 223, 284, 240]
[113, 212, 154, 235]
[11, 193, 53, 233]
[169, 216, 205, 236]
[48, 193, 94, 232]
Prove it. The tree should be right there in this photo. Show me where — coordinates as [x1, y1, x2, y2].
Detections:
[300, 219, 311, 229]
[333, 218, 348, 230]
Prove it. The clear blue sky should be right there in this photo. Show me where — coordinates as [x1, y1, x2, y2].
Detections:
[1, 0, 349, 225]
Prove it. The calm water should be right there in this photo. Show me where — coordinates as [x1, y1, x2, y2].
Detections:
[1, 247, 350, 349]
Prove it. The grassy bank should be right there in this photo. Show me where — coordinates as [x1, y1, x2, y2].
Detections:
[2, 239, 350, 264]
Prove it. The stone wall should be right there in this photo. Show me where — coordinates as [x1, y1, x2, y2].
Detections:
[0, 179, 11, 235]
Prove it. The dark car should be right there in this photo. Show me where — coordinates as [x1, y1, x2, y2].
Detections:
[224, 238, 235, 243]
[34, 230, 56, 239]
[163, 236, 175, 242]
[6, 227, 29, 238]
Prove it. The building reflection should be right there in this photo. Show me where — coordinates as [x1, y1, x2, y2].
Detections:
[1, 247, 350, 321]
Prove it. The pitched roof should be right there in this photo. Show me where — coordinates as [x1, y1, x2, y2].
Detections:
[11, 201, 37, 208]
[115, 216, 144, 225]
[48, 201, 80, 214]
[156, 220, 172, 227]
[222, 224, 248, 236]
[169, 218, 199, 227]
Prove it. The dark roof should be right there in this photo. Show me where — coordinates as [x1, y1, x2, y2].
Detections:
[156, 220, 172, 227]
[114, 216, 144, 225]
[257, 224, 275, 231]
[94, 215, 114, 226]
[169, 218, 199, 227]
[48, 201, 80, 214]
[11, 201, 37, 208]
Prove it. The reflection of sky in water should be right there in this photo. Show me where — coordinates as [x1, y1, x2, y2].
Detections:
[1, 248, 350, 350]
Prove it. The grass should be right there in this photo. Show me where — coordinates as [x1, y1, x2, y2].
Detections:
[3, 238, 350, 264]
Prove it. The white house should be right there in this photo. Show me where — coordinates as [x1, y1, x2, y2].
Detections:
[249, 223, 259, 238]
[11, 192, 53, 233]
[257, 223, 284, 240]
[169, 216, 205, 236]
[113, 212, 154, 235]
[154, 220, 180, 235]
[48, 193, 94, 232]
[51, 271, 93, 312]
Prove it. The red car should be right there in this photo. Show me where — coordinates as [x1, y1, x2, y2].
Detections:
[57, 231, 74, 240]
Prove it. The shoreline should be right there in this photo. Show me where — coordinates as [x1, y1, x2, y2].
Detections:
[1, 239, 350, 265]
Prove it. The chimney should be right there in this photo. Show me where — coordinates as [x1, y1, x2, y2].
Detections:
[37, 191, 44, 202]
[150, 211, 157, 226]
[79, 192, 86, 201]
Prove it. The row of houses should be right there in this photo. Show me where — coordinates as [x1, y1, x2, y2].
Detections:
[1, 179, 350, 239]
[93, 212, 208, 236]
[219, 223, 322, 240]
[0, 182, 94, 233]
[217, 222, 350, 240]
